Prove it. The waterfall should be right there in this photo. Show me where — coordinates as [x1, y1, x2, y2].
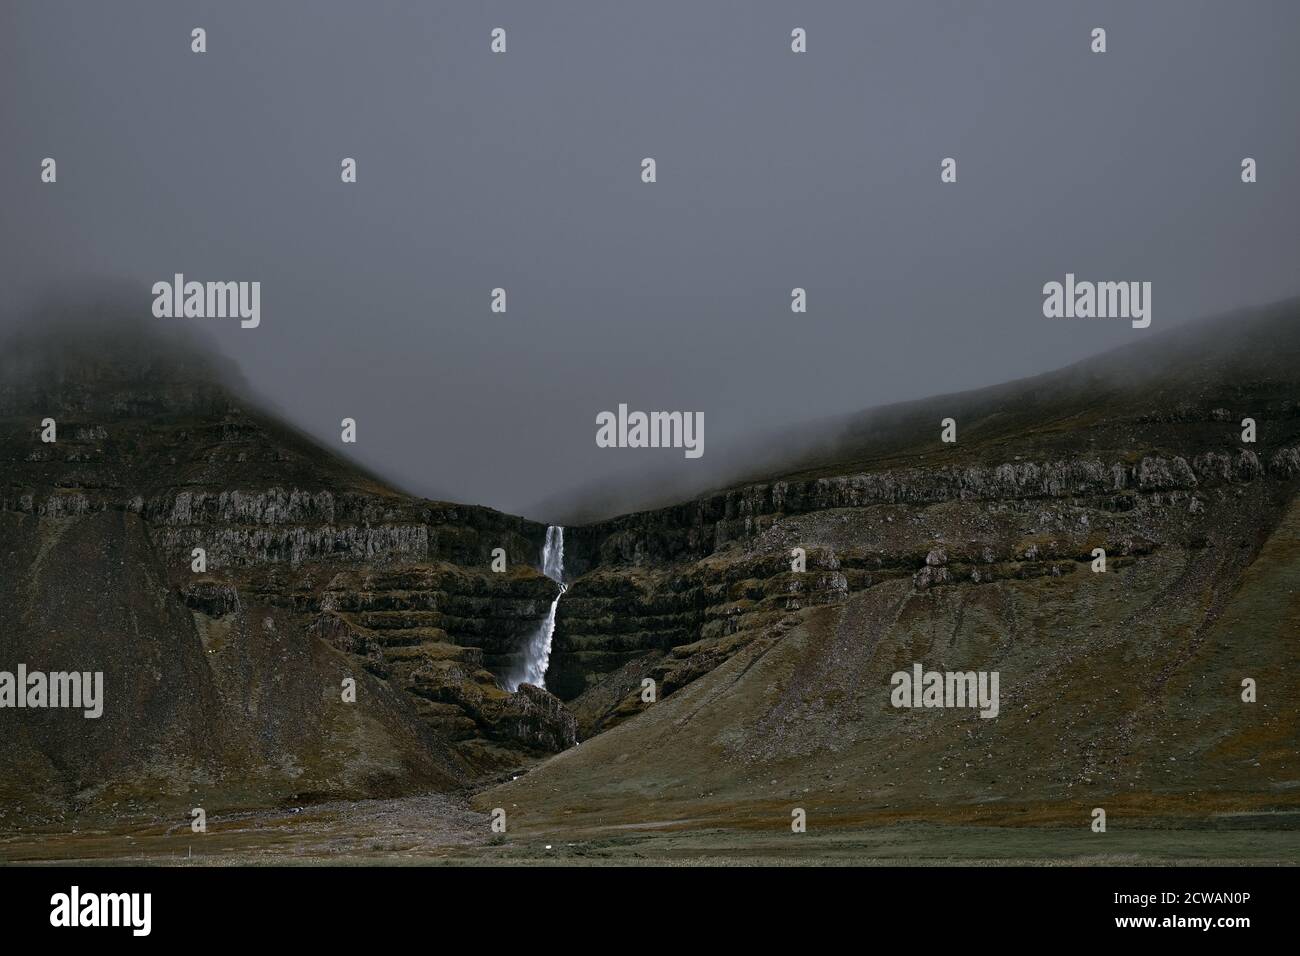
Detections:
[506, 525, 566, 691]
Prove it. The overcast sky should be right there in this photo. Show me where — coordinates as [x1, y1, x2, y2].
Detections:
[3, 0, 1298, 519]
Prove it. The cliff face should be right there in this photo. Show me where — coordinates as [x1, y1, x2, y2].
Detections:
[552, 448, 1296, 730]
[5, 300, 1300, 834]
[516, 301, 1300, 830]
[483, 491, 1300, 833]
[0, 325, 574, 824]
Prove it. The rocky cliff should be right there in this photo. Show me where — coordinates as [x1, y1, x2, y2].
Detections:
[0, 320, 575, 825]
[4, 299, 1299, 837]
[489, 300, 1300, 831]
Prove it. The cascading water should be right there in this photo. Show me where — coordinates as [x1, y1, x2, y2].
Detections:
[506, 525, 566, 691]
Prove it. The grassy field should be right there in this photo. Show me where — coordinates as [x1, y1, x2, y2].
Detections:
[1, 795, 1297, 866]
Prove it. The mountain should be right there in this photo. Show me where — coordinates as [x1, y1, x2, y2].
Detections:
[0, 313, 575, 826]
[479, 298, 1300, 835]
[3, 298, 1298, 850]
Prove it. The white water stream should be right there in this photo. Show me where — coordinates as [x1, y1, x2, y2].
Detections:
[506, 525, 566, 690]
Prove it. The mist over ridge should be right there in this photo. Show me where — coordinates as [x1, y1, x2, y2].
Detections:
[5, 1, 1300, 518]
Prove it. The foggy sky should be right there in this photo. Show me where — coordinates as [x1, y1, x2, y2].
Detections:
[3, 0, 1298, 520]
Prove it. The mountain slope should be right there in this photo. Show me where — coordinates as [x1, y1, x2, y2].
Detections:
[480, 299, 1300, 835]
[0, 315, 574, 826]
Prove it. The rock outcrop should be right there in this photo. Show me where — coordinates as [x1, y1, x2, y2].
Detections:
[541, 300, 1300, 749]
[5, 298, 1300, 832]
[0, 325, 576, 823]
